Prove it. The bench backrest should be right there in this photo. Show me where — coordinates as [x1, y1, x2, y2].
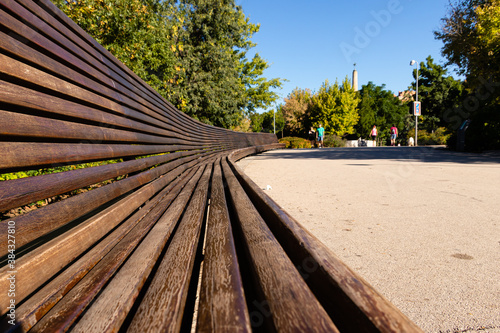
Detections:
[0, 0, 278, 327]
[1, 1, 423, 332]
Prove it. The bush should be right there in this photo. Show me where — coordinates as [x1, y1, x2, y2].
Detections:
[416, 127, 451, 146]
[279, 137, 311, 148]
[323, 134, 346, 147]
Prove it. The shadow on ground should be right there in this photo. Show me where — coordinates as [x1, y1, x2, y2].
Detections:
[255, 147, 500, 165]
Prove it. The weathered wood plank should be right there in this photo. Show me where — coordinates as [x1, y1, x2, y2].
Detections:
[0, 153, 210, 257]
[0, 110, 200, 146]
[197, 159, 251, 332]
[0, 1, 175, 126]
[3, 168, 197, 333]
[0, 79, 191, 142]
[66, 167, 205, 332]
[0, 150, 200, 212]
[26, 168, 199, 333]
[0, 50, 178, 134]
[6, 0, 205, 133]
[125, 164, 213, 332]
[0, 164, 203, 314]
[227, 150, 424, 333]
[0, 141, 207, 172]
[35, 0, 172, 111]
[221, 158, 340, 332]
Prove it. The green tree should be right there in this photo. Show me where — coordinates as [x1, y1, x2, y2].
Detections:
[435, 0, 500, 150]
[151, 0, 285, 128]
[281, 88, 312, 136]
[261, 110, 274, 133]
[274, 105, 286, 137]
[435, 0, 500, 96]
[249, 111, 264, 132]
[260, 108, 284, 134]
[167, 0, 251, 127]
[240, 54, 284, 114]
[413, 56, 463, 132]
[310, 77, 360, 136]
[355, 82, 409, 144]
[55, 0, 284, 129]
[53, 0, 177, 94]
[356, 87, 376, 138]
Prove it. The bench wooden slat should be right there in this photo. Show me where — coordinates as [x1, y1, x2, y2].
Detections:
[10, 168, 196, 332]
[2, 3, 269, 144]
[65, 166, 205, 332]
[10, 0, 184, 124]
[0, 164, 203, 312]
[0, 79, 239, 148]
[0, 110, 203, 146]
[0, 52, 273, 149]
[0, 1, 172, 122]
[227, 150, 423, 333]
[0, 142, 207, 171]
[0, 17, 219, 142]
[197, 160, 251, 332]
[34, 0, 167, 109]
[0, 51, 182, 133]
[0, 80, 190, 142]
[126, 164, 212, 332]
[0, 150, 200, 212]
[0, 153, 207, 257]
[26, 168, 198, 333]
[221, 158, 340, 332]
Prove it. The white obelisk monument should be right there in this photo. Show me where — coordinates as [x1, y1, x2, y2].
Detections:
[352, 63, 358, 92]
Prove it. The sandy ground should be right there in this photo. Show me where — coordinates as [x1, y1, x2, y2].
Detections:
[237, 147, 500, 333]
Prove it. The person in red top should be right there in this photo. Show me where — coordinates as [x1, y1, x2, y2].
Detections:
[390, 125, 398, 146]
[370, 125, 377, 146]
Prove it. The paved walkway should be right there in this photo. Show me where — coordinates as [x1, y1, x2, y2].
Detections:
[237, 147, 500, 333]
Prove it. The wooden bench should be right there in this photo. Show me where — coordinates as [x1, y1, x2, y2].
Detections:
[0, 0, 423, 332]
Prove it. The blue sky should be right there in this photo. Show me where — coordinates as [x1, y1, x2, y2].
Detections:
[236, 0, 458, 112]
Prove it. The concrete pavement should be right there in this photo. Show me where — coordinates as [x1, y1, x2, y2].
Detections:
[237, 147, 500, 333]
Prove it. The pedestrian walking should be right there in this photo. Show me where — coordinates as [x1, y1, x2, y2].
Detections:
[370, 125, 377, 146]
[390, 125, 398, 146]
[308, 127, 316, 148]
[316, 124, 324, 148]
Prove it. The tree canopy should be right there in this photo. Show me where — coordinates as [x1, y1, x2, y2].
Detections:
[413, 56, 464, 132]
[355, 82, 409, 143]
[54, 0, 284, 128]
[310, 78, 360, 136]
[435, 0, 500, 150]
[281, 88, 312, 136]
[52, 0, 177, 91]
[435, 0, 500, 97]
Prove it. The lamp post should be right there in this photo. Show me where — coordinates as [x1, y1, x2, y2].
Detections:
[410, 60, 419, 146]
[273, 104, 276, 135]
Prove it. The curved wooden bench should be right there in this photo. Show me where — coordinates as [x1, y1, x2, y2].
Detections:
[0, 0, 423, 332]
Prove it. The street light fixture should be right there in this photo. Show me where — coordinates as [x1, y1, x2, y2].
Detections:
[410, 60, 419, 146]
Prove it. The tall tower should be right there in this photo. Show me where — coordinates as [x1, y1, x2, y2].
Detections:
[352, 63, 358, 92]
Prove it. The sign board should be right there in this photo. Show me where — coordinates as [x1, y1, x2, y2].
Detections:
[413, 101, 421, 116]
